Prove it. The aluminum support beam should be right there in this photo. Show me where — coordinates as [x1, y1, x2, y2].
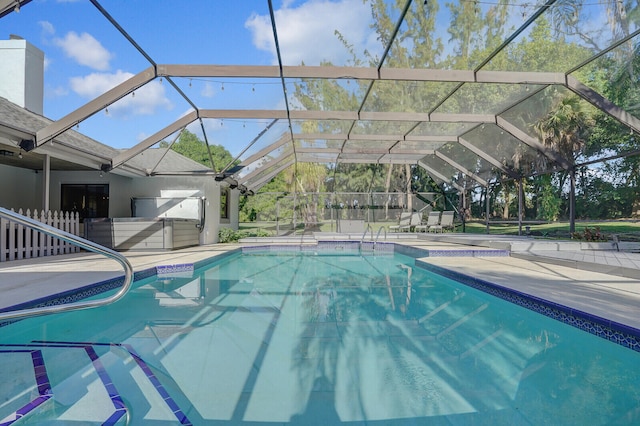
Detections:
[240, 133, 291, 167]
[434, 151, 488, 187]
[458, 137, 520, 179]
[110, 111, 198, 170]
[156, 64, 567, 85]
[567, 75, 640, 134]
[0, 0, 31, 17]
[496, 116, 571, 169]
[240, 154, 293, 183]
[244, 159, 295, 190]
[200, 109, 289, 120]
[149, 171, 220, 176]
[430, 113, 496, 123]
[417, 160, 464, 192]
[199, 109, 495, 123]
[34, 66, 156, 148]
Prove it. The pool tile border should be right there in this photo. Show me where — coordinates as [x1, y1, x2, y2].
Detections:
[416, 260, 640, 352]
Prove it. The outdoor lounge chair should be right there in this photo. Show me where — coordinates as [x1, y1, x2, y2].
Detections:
[429, 210, 455, 233]
[415, 211, 440, 232]
[399, 212, 423, 232]
[389, 212, 412, 232]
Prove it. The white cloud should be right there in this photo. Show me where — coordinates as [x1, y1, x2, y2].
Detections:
[53, 31, 113, 71]
[69, 70, 173, 116]
[201, 82, 216, 98]
[245, 0, 375, 66]
[38, 21, 55, 36]
[45, 85, 68, 98]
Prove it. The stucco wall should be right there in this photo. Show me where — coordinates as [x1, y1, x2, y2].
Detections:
[49, 170, 132, 217]
[0, 164, 38, 210]
[1, 165, 238, 245]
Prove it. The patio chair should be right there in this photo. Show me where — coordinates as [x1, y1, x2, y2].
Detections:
[399, 212, 423, 232]
[388, 212, 412, 232]
[429, 210, 455, 233]
[415, 211, 440, 232]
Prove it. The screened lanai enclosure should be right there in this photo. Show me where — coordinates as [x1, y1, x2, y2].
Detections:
[1, 0, 640, 234]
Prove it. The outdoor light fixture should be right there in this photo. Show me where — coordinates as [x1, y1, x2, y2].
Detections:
[14, 1, 19, 13]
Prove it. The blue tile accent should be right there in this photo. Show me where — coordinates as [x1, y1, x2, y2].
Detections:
[0, 349, 52, 426]
[394, 245, 429, 258]
[416, 260, 640, 352]
[156, 263, 194, 279]
[8, 341, 192, 425]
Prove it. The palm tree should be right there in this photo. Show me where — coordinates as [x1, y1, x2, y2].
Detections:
[284, 162, 328, 230]
[533, 94, 595, 223]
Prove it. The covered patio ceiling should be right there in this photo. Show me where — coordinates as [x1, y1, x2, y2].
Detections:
[2, 0, 639, 194]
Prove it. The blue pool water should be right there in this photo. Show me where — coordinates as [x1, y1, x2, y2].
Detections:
[1, 248, 639, 425]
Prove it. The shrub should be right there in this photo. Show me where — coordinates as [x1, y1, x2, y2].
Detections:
[218, 227, 271, 243]
[571, 226, 607, 242]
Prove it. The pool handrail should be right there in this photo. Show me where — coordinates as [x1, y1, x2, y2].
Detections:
[361, 223, 373, 243]
[374, 226, 387, 249]
[0, 206, 134, 321]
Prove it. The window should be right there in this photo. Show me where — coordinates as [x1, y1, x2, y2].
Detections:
[220, 188, 229, 219]
[61, 184, 109, 222]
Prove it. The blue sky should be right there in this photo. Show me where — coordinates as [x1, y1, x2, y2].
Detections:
[1, 0, 377, 157]
[3, 0, 607, 161]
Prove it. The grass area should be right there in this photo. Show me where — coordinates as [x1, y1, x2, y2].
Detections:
[463, 220, 640, 240]
[239, 219, 640, 241]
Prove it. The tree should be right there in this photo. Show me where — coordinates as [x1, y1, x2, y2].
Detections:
[283, 163, 328, 230]
[159, 130, 234, 171]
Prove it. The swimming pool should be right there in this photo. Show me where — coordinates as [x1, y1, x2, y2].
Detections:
[1, 246, 639, 425]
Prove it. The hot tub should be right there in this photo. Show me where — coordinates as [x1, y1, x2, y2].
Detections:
[85, 217, 200, 250]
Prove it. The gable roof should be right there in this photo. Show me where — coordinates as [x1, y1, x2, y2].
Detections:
[0, 96, 211, 176]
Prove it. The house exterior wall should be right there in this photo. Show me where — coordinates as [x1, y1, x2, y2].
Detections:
[0, 164, 238, 245]
[0, 164, 38, 210]
[49, 170, 133, 217]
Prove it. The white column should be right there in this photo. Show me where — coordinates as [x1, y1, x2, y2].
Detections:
[42, 154, 50, 212]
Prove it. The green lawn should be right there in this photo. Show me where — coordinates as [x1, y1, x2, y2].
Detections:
[462, 220, 640, 240]
[239, 219, 640, 241]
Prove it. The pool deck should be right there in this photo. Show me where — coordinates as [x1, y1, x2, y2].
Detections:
[1, 233, 639, 332]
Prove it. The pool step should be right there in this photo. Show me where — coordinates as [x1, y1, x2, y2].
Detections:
[0, 343, 191, 425]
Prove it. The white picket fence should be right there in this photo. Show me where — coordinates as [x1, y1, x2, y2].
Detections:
[0, 209, 80, 262]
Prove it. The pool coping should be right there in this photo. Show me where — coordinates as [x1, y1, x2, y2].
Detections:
[2, 242, 639, 353]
